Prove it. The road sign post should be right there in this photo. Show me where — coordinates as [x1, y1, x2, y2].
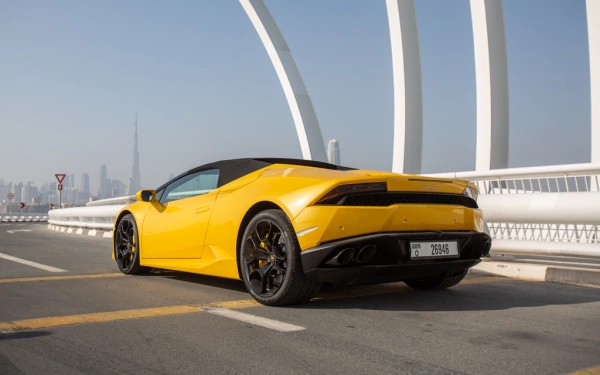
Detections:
[55, 174, 66, 208]
[7, 193, 14, 213]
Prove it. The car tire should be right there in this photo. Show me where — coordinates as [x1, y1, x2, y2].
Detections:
[404, 270, 468, 291]
[239, 209, 322, 306]
[114, 214, 150, 275]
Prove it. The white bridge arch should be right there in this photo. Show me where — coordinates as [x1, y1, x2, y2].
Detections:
[240, 0, 599, 172]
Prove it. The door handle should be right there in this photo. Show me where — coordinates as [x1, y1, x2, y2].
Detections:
[195, 205, 211, 214]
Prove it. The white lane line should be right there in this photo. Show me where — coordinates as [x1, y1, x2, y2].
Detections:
[6, 230, 33, 234]
[201, 307, 304, 332]
[0, 252, 67, 273]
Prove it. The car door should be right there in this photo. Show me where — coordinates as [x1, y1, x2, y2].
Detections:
[141, 169, 220, 259]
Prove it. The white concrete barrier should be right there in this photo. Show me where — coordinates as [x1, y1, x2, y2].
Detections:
[0, 214, 49, 222]
[48, 204, 125, 230]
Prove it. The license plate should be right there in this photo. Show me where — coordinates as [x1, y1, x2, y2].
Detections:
[410, 241, 459, 259]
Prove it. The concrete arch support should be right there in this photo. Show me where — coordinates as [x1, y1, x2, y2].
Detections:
[470, 0, 509, 171]
[240, 0, 327, 162]
[386, 0, 423, 174]
[588, 0, 600, 163]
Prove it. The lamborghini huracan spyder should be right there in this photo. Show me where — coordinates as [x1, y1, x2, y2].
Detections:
[112, 158, 491, 306]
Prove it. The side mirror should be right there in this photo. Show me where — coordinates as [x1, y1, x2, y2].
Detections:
[135, 189, 165, 212]
[136, 190, 156, 202]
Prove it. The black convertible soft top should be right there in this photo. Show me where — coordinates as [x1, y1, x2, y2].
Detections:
[157, 158, 355, 191]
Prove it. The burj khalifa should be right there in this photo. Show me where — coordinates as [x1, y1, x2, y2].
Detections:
[128, 114, 141, 194]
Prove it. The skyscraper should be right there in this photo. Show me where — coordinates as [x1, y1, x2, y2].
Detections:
[128, 113, 141, 194]
[81, 173, 90, 194]
[99, 165, 108, 199]
[327, 139, 340, 165]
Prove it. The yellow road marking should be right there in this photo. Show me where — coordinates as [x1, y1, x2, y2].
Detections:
[0, 273, 125, 283]
[208, 299, 262, 310]
[570, 366, 600, 375]
[0, 301, 263, 334]
[0, 273, 506, 334]
[0, 305, 200, 334]
[0, 275, 505, 334]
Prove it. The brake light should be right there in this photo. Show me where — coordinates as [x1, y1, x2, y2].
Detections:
[316, 182, 387, 205]
[462, 186, 479, 202]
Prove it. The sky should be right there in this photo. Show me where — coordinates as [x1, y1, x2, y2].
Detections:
[0, 0, 592, 194]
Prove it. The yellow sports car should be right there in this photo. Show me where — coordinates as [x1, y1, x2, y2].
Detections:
[112, 158, 491, 306]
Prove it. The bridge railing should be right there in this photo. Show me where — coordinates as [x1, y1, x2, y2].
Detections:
[47, 197, 134, 230]
[429, 163, 600, 258]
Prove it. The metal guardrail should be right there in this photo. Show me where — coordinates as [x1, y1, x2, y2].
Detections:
[1, 214, 49, 223]
[429, 163, 600, 258]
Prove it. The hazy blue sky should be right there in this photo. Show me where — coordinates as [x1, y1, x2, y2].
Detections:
[0, 0, 592, 193]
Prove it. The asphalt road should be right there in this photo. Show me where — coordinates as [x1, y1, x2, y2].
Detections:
[0, 223, 599, 375]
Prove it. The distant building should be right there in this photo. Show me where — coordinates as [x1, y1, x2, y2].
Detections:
[99, 165, 108, 199]
[38, 182, 58, 205]
[128, 114, 141, 194]
[110, 179, 127, 197]
[79, 173, 90, 202]
[69, 174, 75, 188]
[81, 173, 90, 194]
[21, 182, 38, 204]
[0, 184, 9, 204]
[327, 139, 340, 165]
[10, 182, 22, 203]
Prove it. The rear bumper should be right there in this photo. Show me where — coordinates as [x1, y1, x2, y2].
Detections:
[300, 231, 491, 285]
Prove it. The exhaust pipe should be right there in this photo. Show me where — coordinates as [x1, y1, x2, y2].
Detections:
[325, 248, 355, 266]
[354, 245, 377, 264]
[482, 241, 492, 257]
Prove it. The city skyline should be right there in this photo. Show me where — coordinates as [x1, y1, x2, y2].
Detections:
[0, 1, 593, 190]
[128, 113, 141, 195]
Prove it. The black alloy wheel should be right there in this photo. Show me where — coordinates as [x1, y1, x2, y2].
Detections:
[240, 209, 321, 306]
[114, 214, 149, 275]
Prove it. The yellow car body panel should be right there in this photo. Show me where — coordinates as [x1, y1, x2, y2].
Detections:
[141, 189, 219, 259]
[293, 205, 483, 251]
[112, 160, 486, 281]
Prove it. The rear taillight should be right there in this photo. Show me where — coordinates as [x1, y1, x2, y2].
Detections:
[316, 182, 387, 205]
[462, 186, 479, 202]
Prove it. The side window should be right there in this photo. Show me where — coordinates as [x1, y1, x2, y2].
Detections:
[160, 169, 219, 203]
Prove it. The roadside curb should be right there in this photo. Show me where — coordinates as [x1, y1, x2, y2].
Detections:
[47, 224, 112, 238]
[471, 260, 600, 288]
